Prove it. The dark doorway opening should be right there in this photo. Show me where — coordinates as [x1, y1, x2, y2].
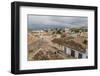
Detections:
[71, 50, 75, 57]
[78, 53, 82, 58]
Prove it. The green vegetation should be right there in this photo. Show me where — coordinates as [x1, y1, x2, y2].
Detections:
[70, 27, 87, 33]
[83, 39, 88, 45]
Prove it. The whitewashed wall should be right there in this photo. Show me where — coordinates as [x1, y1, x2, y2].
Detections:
[64, 47, 87, 58]
[65, 47, 71, 55]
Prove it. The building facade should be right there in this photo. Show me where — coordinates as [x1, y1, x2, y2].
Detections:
[64, 47, 88, 59]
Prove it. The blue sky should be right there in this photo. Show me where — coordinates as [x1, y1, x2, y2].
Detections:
[28, 15, 88, 30]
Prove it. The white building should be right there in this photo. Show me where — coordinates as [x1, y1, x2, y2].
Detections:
[64, 27, 69, 32]
[64, 47, 88, 59]
[52, 37, 88, 59]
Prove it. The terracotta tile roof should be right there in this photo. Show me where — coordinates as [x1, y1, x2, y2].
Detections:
[52, 38, 87, 53]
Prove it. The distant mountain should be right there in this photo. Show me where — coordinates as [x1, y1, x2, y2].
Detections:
[28, 23, 87, 31]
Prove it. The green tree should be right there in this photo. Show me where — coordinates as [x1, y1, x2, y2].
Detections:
[83, 39, 88, 45]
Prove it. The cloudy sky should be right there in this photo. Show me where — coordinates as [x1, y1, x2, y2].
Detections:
[28, 15, 88, 30]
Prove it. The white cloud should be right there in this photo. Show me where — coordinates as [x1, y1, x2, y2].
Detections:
[28, 15, 88, 27]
